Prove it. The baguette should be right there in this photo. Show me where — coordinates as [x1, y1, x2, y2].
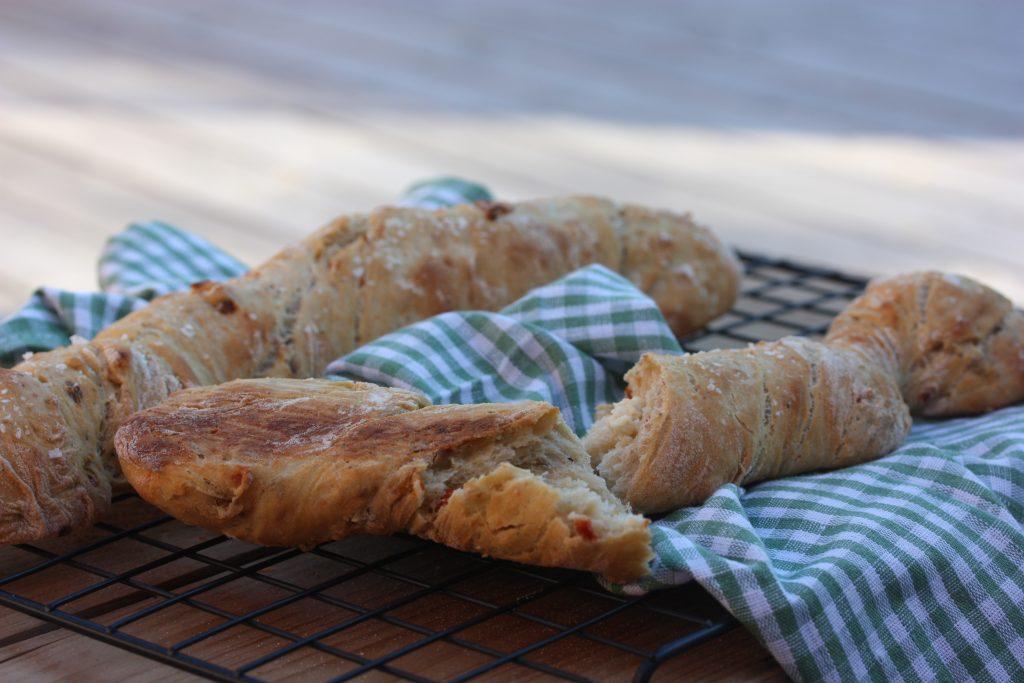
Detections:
[585, 272, 1024, 513]
[0, 197, 740, 544]
[115, 379, 652, 583]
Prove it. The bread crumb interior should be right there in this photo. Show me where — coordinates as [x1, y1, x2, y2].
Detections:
[582, 394, 646, 499]
[421, 413, 641, 538]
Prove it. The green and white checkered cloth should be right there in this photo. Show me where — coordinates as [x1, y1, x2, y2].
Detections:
[326, 264, 681, 435]
[623, 408, 1024, 681]
[2, 178, 1023, 682]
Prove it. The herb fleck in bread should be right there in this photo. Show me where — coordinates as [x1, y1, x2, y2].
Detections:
[115, 379, 652, 583]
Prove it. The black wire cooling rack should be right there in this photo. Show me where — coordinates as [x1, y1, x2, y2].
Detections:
[0, 253, 868, 682]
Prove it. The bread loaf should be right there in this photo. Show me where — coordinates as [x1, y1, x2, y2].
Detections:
[115, 379, 652, 583]
[585, 272, 1024, 513]
[0, 197, 740, 544]
[825, 272, 1024, 415]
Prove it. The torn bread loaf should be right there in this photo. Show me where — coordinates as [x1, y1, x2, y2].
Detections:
[0, 196, 739, 544]
[115, 379, 652, 583]
[585, 339, 910, 514]
[585, 272, 1024, 513]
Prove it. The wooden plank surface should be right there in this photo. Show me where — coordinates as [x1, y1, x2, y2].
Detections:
[0, 0, 1021, 313]
[0, 0, 1021, 680]
[0, 495, 787, 682]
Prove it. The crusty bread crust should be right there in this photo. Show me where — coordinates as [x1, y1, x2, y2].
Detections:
[115, 379, 652, 583]
[586, 272, 1024, 514]
[825, 272, 1024, 416]
[1, 197, 739, 545]
[587, 340, 910, 513]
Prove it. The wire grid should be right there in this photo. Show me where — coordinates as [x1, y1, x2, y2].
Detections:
[0, 253, 867, 682]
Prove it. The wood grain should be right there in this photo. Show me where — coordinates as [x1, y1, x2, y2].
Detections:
[0, 0, 1020, 679]
[0, 495, 787, 681]
[0, 0, 1021, 312]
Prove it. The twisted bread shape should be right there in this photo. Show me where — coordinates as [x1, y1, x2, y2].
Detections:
[0, 197, 740, 544]
[585, 272, 1024, 514]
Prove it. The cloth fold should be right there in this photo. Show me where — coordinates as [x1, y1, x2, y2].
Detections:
[327, 264, 681, 435]
[2, 177, 1022, 682]
[618, 408, 1024, 680]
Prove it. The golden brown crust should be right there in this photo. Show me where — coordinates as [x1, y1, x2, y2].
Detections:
[0, 344, 113, 541]
[115, 379, 651, 582]
[1, 196, 737, 544]
[825, 272, 1024, 416]
[587, 272, 1022, 513]
[352, 198, 733, 344]
[588, 341, 910, 513]
[617, 204, 741, 336]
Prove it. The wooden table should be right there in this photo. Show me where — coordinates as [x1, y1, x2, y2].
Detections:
[0, 0, 1020, 679]
[0, 610, 784, 682]
[0, 0, 1021, 316]
[0, 495, 787, 682]
[0, 607, 783, 682]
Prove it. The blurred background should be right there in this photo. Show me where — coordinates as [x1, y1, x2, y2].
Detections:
[0, 0, 1021, 316]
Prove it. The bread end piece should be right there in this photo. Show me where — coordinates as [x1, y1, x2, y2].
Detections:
[827, 271, 1024, 416]
[617, 203, 742, 337]
[586, 342, 911, 514]
[0, 346, 116, 544]
[584, 353, 699, 514]
[411, 405, 652, 584]
[116, 379, 651, 583]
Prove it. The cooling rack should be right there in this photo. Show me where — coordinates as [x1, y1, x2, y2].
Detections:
[0, 253, 868, 681]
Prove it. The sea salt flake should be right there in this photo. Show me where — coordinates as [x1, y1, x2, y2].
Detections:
[48, 448, 62, 459]
[21, 352, 34, 361]
[69, 334, 88, 345]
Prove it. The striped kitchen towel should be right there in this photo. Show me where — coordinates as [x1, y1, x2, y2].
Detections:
[2, 177, 1023, 682]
